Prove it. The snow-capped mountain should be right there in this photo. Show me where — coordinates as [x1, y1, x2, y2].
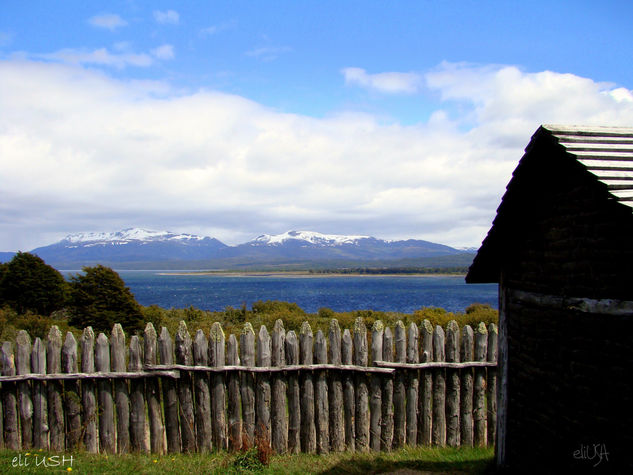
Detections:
[63, 228, 209, 245]
[250, 230, 371, 246]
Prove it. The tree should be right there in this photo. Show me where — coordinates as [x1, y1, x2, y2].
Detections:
[0, 252, 68, 315]
[68, 265, 144, 332]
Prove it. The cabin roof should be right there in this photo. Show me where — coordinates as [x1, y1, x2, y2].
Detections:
[466, 124, 633, 284]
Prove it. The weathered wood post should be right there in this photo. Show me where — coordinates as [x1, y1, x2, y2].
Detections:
[129, 335, 148, 453]
[487, 323, 498, 446]
[31, 337, 48, 449]
[354, 317, 369, 451]
[81, 327, 98, 452]
[96, 332, 115, 453]
[159, 326, 181, 453]
[370, 320, 383, 451]
[392, 321, 406, 448]
[432, 325, 446, 446]
[446, 321, 461, 447]
[285, 330, 300, 454]
[210, 322, 228, 452]
[239, 322, 256, 448]
[175, 321, 195, 452]
[460, 325, 474, 447]
[193, 329, 211, 452]
[16, 330, 33, 449]
[474, 322, 488, 447]
[62, 332, 81, 450]
[341, 328, 355, 451]
[144, 323, 165, 454]
[419, 319, 434, 446]
[314, 329, 329, 454]
[271, 320, 287, 454]
[47, 326, 64, 451]
[111, 324, 130, 453]
[406, 322, 419, 446]
[226, 334, 242, 451]
[328, 319, 344, 452]
[381, 325, 394, 451]
[299, 321, 316, 453]
[1, 341, 19, 449]
[256, 325, 272, 446]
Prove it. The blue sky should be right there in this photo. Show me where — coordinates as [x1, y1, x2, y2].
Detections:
[2, 1, 633, 251]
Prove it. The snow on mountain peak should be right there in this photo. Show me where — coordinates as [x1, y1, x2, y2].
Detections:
[253, 230, 371, 246]
[63, 228, 207, 243]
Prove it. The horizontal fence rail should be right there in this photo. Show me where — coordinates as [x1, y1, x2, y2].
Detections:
[0, 319, 498, 454]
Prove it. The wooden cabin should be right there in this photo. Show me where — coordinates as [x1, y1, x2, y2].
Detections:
[466, 125, 633, 471]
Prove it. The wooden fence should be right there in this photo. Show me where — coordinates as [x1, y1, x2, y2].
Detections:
[0, 318, 497, 454]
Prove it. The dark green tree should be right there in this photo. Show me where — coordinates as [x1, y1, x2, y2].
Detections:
[68, 265, 144, 332]
[0, 252, 68, 315]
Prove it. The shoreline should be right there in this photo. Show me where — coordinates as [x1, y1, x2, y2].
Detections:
[156, 270, 467, 278]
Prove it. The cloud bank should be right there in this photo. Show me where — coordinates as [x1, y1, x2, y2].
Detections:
[1, 60, 632, 251]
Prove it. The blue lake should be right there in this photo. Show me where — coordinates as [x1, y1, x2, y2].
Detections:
[64, 271, 498, 314]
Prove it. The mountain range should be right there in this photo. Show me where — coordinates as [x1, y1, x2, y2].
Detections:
[2, 228, 475, 270]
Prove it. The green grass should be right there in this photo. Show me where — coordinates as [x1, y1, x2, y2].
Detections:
[0, 446, 495, 474]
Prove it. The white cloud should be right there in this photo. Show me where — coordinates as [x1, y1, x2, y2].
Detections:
[153, 10, 179, 25]
[245, 46, 292, 62]
[342, 67, 423, 94]
[151, 44, 174, 60]
[1, 59, 633, 251]
[40, 47, 153, 68]
[88, 13, 127, 31]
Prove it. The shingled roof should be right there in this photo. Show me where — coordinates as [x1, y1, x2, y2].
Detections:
[466, 124, 633, 284]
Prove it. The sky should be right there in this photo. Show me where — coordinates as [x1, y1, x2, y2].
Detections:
[2, 1, 633, 251]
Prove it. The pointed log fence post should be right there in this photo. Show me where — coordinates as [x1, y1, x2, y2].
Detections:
[31, 337, 48, 449]
[381, 325, 394, 451]
[96, 332, 115, 453]
[239, 323, 256, 448]
[175, 321, 195, 452]
[299, 322, 316, 453]
[285, 330, 300, 454]
[62, 332, 81, 451]
[328, 319, 344, 452]
[432, 325, 446, 446]
[111, 324, 130, 453]
[446, 321, 461, 447]
[1, 342, 19, 450]
[47, 326, 64, 451]
[159, 326, 181, 453]
[354, 318, 369, 451]
[271, 320, 287, 454]
[129, 335, 148, 453]
[193, 329, 211, 452]
[487, 323, 498, 446]
[405, 322, 419, 446]
[81, 327, 97, 453]
[314, 329, 329, 454]
[226, 334, 242, 451]
[474, 322, 488, 447]
[392, 321, 406, 449]
[144, 323, 165, 454]
[460, 325, 474, 447]
[16, 330, 33, 449]
[419, 320, 433, 446]
[210, 322, 228, 451]
[370, 321, 383, 451]
[256, 325, 272, 445]
[341, 328, 355, 451]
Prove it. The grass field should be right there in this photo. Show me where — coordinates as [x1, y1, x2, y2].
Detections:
[0, 446, 495, 474]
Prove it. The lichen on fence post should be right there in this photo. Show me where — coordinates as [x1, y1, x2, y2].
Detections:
[226, 333, 242, 451]
[16, 330, 33, 449]
[159, 326, 181, 453]
[111, 324, 130, 453]
[1, 341, 19, 450]
[271, 319, 287, 454]
[370, 320, 383, 451]
[419, 319, 434, 446]
[341, 328, 355, 451]
[299, 321, 316, 453]
[392, 321, 406, 448]
[193, 329, 211, 452]
[129, 335, 148, 453]
[328, 319, 344, 452]
[460, 325, 474, 447]
[381, 325, 394, 451]
[175, 321, 195, 453]
[446, 320, 461, 447]
[285, 330, 300, 454]
[61, 332, 81, 450]
[81, 327, 97, 453]
[144, 323, 165, 454]
[256, 325, 272, 447]
[354, 317, 369, 451]
[239, 322, 256, 448]
[314, 329, 329, 454]
[474, 322, 488, 447]
[210, 322, 228, 451]
[405, 322, 419, 446]
[432, 325, 446, 447]
[96, 332, 115, 453]
[31, 337, 48, 449]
